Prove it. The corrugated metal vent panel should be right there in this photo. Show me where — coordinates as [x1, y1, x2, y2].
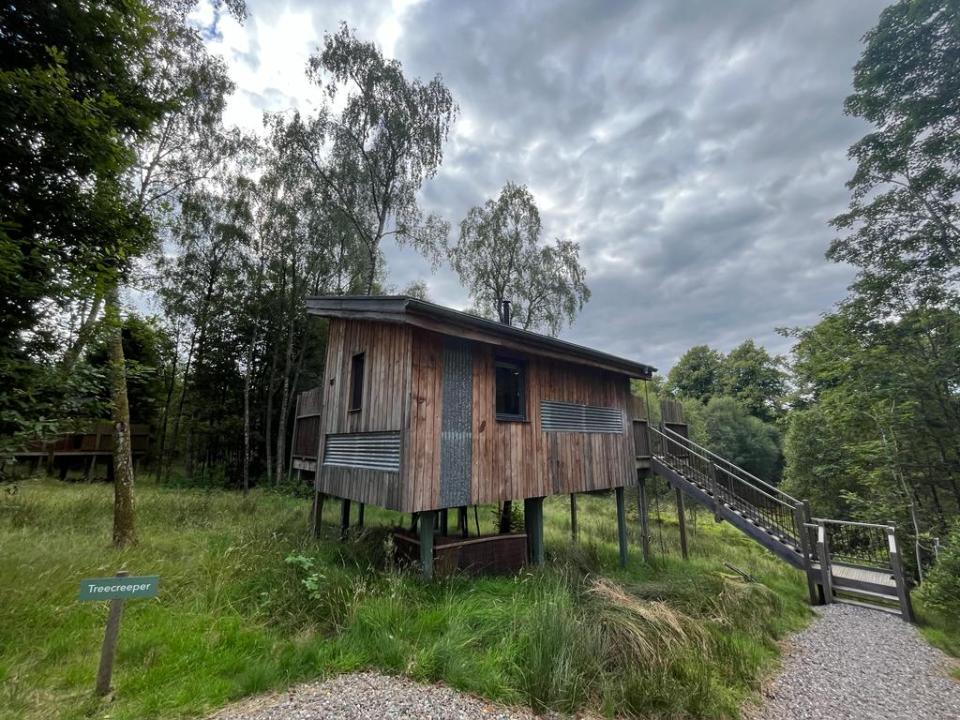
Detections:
[540, 401, 623, 434]
[323, 432, 401, 472]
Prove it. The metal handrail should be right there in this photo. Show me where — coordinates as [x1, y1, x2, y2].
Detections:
[661, 425, 799, 504]
[714, 465, 795, 509]
[811, 517, 895, 531]
[650, 425, 800, 546]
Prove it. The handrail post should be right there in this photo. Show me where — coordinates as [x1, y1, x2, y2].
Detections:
[816, 521, 833, 604]
[886, 528, 915, 622]
[707, 461, 721, 521]
[795, 501, 818, 605]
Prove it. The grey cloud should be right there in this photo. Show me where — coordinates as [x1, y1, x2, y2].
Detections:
[236, 0, 888, 372]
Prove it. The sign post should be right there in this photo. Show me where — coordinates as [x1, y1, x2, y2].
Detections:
[79, 571, 159, 696]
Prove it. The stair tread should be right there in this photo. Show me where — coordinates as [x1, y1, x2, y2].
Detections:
[833, 585, 899, 601]
[833, 597, 902, 616]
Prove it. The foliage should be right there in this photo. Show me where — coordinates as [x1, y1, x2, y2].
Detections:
[918, 520, 960, 618]
[829, 0, 960, 313]
[448, 181, 590, 335]
[716, 340, 787, 422]
[0, 0, 162, 451]
[782, 307, 960, 560]
[283, 23, 458, 293]
[0, 479, 812, 720]
[684, 397, 782, 481]
[665, 345, 723, 403]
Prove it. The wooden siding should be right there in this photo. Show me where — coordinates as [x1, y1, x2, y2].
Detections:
[406, 327, 636, 512]
[316, 318, 412, 510]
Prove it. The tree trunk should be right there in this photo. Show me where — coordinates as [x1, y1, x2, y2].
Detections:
[107, 286, 136, 547]
[275, 316, 296, 483]
[243, 326, 259, 494]
[264, 343, 279, 486]
[61, 291, 104, 372]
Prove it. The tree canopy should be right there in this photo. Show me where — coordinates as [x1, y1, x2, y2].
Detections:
[448, 181, 591, 335]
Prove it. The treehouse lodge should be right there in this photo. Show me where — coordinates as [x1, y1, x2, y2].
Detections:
[302, 295, 656, 577]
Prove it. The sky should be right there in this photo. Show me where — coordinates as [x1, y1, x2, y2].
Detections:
[196, 0, 889, 375]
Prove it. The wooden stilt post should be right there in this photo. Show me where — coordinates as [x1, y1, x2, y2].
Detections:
[419, 511, 435, 580]
[524, 497, 544, 565]
[311, 491, 325, 538]
[440, 508, 449, 536]
[616, 486, 628, 567]
[570, 493, 579, 541]
[816, 522, 833, 604]
[637, 472, 651, 563]
[410, 513, 418, 533]
[887, 528, 915, 622]
[458, 506, 468, 537]
[356, 502, 365, 529]
[675, 487, 688, 560]
[795, 501, 819, 605]
[339, 498, 351, 541]
[86, 455, 97, 482]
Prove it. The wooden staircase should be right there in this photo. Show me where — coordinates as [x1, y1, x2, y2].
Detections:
[645, 424, 914, 620]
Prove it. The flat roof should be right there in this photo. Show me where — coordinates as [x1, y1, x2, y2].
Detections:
[306, 295, 655, 379]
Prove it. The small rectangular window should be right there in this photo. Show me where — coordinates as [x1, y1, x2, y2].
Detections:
[495, 359, 525, 421]
[349, 352, 365, 411]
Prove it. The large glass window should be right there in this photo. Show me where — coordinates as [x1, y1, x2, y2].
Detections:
[495, 359, 525, 420]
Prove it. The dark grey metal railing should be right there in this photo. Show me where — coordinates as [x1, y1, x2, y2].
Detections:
[649, 425, 801, 549]
[813, 518, 893, 571]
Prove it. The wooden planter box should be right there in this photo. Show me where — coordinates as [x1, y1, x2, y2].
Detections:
[393, 531, 528, 576]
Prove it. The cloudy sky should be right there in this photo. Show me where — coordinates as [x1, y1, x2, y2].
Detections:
[197, 0, 888, 374]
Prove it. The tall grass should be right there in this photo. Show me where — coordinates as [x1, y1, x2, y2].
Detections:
[0, 478, 812, 719]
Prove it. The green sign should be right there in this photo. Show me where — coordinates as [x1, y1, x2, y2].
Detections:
[79, 576, 158, 601]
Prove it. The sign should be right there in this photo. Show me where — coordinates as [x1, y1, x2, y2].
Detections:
[79, 575, 159, 601]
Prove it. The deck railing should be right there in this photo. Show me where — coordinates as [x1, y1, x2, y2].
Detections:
[813, 518, 894, 571]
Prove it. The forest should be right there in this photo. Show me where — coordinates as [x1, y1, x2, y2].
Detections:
[1, 0, 958, 616]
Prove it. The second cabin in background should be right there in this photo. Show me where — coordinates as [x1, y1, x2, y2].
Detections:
[305, 295, 656, 576]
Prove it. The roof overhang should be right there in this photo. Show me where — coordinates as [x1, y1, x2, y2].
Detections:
[306, 295, 656, 379]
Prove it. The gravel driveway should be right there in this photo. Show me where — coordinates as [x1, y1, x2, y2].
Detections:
[751, 603, 960, 720]
[208, 671, 548, 720]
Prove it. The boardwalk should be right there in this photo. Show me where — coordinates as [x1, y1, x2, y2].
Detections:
[751, 603, 960, 720]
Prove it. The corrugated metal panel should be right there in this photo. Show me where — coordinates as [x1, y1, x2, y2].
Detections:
[439, 338, 473, 507]
[540, 400, 623, 434]
[323, 432, 401, 472]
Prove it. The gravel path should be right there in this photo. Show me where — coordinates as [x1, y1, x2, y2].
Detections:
[752, 603, 960, 720]
[207, 671, 549, 720]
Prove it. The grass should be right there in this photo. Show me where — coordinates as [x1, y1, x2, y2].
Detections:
[0, 476, 816, 720]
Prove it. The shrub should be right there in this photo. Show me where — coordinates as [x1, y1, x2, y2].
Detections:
[920, 521, 960, 617]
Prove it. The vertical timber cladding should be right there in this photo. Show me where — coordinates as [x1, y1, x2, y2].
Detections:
[469, 342, 635, 506]
[439, 337, 473, 507]
[316, 318, 411, 510]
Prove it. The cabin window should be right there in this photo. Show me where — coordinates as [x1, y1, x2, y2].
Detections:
[349, 352, 365, 411]
[495, 358, 526, 421]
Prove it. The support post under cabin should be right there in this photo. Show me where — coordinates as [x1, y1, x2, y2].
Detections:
[339, 498, 351, 541]
[616, 486, 628, 567]
[570, 493, 579, 541]
[356, 502, 365, 529]
[675, 487, 688, 560]
[419, 511, 435, 580]
[524, 497, 544, 565]
[637, 471, 651, 563]
[458, 506, 468, 537]
[440, 508, 449, 536]
[311, 491, 325, 538]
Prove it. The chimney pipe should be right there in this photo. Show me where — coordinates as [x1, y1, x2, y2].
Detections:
[499, 299, 511, 326]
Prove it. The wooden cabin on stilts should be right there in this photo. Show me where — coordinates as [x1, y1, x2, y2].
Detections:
[303, 295, 656, 578]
